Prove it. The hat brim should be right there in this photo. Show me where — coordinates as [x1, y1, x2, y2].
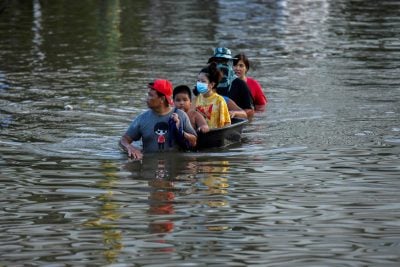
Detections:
[148, 83, 174, 106]
[208, 55, 237, 63]
[214, 54, 233, 59]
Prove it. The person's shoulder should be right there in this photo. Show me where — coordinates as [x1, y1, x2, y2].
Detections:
[215, 93, 227, 102]
[247, 77, 262, 89]
[175, 108, 190, 119]
[137, 109, 153, 118]
[232, 78, 250, 90]
[231, 78, 252, 98]
[187, 109, 197, 117]
[232, 77, 247, 86]
[139, 109, 167, 123]
[188, 109, 202, 119]
[175, 108, 185, 115]
[247, 77, 261, 85]
[247, 77, 257, 84]
[131, 109, 149, 120]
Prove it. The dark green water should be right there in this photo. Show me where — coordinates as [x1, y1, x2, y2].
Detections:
[1, 0, 400, 266]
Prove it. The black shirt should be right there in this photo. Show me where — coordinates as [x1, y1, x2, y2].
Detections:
[217, 78, 254, 110]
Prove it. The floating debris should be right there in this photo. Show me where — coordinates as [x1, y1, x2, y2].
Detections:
[64, 105, 73, 110]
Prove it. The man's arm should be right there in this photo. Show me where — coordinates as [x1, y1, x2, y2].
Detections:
[226, 98, 248, 119]
[120, 134, 143, 160]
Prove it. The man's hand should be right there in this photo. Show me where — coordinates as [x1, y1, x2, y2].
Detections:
[126, 145, 143, 160]
[120, 135, 143, 160]
[171, 112, 180, 128]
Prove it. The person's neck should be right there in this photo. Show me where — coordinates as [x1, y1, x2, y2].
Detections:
[204, 90, 215, 98]
[153, 105, 172, 115]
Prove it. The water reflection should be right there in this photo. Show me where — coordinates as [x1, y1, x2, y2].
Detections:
[123, 154, 235, 235]
[83, 161, 123, 263]
[147, 159, 175, 234]
[198, 160, 231, 232]
[31, 0, 44, 64]
[0, 71, 13, 128]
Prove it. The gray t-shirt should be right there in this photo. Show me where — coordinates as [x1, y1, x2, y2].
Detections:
[125, 108, 196, 153]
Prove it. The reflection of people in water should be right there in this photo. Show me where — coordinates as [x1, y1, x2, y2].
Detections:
[144, 158, 231, 234]
[123, 155, 229, 240]
[145, 158, 178, 253]
[147, 159, 175, 235]
[83, 161, 123, 263]
[197, 160, 231, 231]
[200, 161, 230, 206]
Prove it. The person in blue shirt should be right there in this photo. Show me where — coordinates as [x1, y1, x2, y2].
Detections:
[120, 79, 197, 160]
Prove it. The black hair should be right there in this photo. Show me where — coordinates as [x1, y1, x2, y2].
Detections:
[199, 62, 223, 89]
[233, 53, 250, 71]
[173, 85, 192, 100]
[154, 121, 169, 132]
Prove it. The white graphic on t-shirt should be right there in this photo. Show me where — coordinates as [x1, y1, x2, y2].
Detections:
[154, 122, 169, 151]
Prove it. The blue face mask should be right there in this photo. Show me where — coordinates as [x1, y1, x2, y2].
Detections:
[196, 81, 209, 94]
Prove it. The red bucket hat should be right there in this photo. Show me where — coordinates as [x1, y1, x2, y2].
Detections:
[148, 79, 173, 106]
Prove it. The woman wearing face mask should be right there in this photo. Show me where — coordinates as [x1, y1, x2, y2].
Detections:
[193, 62, 231, 129]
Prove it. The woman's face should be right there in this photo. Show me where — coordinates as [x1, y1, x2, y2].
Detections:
[197, 72, 213, 90]
[197, 72, 209, 84]
[234, 59, 247, 78]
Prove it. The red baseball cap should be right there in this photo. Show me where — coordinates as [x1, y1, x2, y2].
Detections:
[148, 79, 173, 106]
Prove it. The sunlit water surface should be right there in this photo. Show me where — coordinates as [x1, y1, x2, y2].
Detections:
[1, 0, 400, 266]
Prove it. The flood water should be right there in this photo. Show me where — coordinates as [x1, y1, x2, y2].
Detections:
[1, 0, 400, 266]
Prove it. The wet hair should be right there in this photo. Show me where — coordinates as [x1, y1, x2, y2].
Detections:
[173, 85, 192, 100]
[199, 62, 223, 89]
[233, 53, 250, 71]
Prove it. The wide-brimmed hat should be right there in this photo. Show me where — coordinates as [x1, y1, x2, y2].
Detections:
[148, 79, 173, 105]
[208, 47, 236, 63]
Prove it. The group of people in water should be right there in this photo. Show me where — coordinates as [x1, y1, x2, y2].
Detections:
[120, 47, 268, 159]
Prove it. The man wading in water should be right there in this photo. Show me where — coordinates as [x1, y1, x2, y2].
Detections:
[120, 79, 197, 160]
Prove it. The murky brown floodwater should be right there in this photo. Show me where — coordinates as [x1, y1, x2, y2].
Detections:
[1, 0, 400, 266]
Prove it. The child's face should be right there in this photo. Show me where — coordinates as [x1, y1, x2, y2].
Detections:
[173, 92, 191, 112]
